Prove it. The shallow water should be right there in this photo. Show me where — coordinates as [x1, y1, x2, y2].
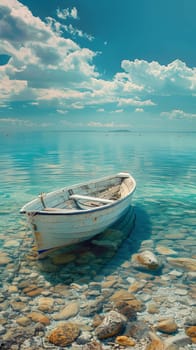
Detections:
[0, 130, 195, 257]
[0, 130, 195, 348]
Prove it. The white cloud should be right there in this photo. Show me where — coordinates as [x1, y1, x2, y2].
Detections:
[70, 7, 78, 20]
[0, 0, 196, 119]
[121, 59, 196, 95]
[57, 109, 68, 115]
[161, 109, 196, 119]
[118, 98, 155, 107]
[135, 108, 144, 112]
[57, 7, 78, 20]
[113, 109, 124, 113]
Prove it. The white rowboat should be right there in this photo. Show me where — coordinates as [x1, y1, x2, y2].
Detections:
[20, 172, 136, 258]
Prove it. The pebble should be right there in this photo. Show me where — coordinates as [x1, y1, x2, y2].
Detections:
[115, 335, 136, 346]
[174, 288, 188, 296]
[28, 311, 50, 325]
[185, 326, 196, 343]
[1, 210, 195, 350]
[53, 301, 80, 320]
[155, 317, 178, 334]
[0, 254, 11, 265]
[95, 311, 127, 339]
[48, 322, 80, 346]
[156, 245, 177, 255]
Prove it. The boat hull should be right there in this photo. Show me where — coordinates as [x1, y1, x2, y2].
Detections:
[28, 194, 133, 255]
[21, 172, 136, 257]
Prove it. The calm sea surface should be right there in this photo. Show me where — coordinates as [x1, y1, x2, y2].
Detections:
[0, 130, 195, 259]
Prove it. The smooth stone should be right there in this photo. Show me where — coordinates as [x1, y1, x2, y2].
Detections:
[95, 310, 127, 339]
[164, 233, 185, 239]
[128, 280, 146, 293]
[114, 298, 144, 317]
[15, 316, 31, 327]
[110, 289, 135, 302]
[168, 270, 183, 277]
[25, 287, 44, 297]
[8, 285, 18, 293]
[48, 322, 80, 346]
[156, 245, 177, 255]
[115, 335, 136, 346]
[167, 257, 196, 271]
[174, 288, 188, 296]
[114, 301, 137, 319]
[37, 297, 54, 312]
[10, 301, 26, 311]
[53, 301, 80, 320]
[0, 255, 11, 265]
[101, 279, 117, 289]
[156, 318, 178, 334]
[185, 326, 196, 343]
[4, 240, 20, 247]
[23, 284, 44, 297]
[147, 302, 159, 314]
[28, 311, 50, 325]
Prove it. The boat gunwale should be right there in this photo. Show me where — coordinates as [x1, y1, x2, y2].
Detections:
[34, 191, 135, 216]
[20, 172, 136, 216]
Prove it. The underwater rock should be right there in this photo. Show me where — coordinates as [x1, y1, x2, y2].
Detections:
[115, 335, 136, 346]
[48, 322, 80, 346]
[145, 332, 165, 350]
[131, 250, 161, 271]
[114, 300, 137, 319]
[167, 257, 196, 271]
[15, 316, 31, 327]
[82, 340, 103, 350]
[28, 311, 50, 325]
[185, 326, 196, 343]
[156, 245, 177, 256]
[147, 302, 159, 314]
[95, 310, 127, 339]
[37, 297, 54, 312]
[53, 301, 80, 320]
[80, 298, 103, 317]
[110, 289, 135, 302]
[0, 254, 11, 265]
[155, 318, 178, 334]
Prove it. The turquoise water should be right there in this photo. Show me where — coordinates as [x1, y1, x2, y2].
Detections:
[0, 130, 195, 260]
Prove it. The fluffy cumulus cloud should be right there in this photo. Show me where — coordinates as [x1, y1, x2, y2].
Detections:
[0, 0, 196, 119]
[120, 59, 196, 95]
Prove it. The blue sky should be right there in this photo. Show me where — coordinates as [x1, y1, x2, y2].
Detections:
[0, 0, 196, 131]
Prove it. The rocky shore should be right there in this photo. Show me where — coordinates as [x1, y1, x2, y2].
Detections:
[0, 209, 195, 350]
